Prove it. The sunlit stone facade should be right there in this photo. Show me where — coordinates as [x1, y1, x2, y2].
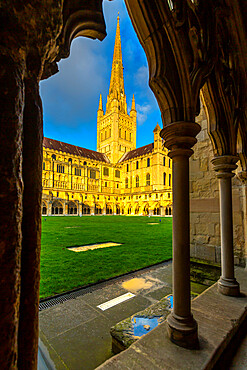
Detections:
[42, 17, 173, 217]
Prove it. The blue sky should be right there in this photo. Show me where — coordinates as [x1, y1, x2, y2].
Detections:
[40, 0, 162, 150]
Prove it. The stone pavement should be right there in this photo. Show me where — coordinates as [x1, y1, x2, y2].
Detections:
[98, 267, 247, 370]
[39, 261, 173, 370]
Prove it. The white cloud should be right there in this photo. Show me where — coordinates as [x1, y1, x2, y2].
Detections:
[134, 65, 149, 87]
[136, 103, 152, 126]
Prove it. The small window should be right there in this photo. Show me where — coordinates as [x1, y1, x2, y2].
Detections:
[136, 175, 139, 188]
[169, 174, 171, 187]
[52, 154, 56, 160]
[68, 158, 72, 163]
[83, 161, 87, 166]
[136, 161, 139, 170]
[163, 157, 166, 166]
[156, 193, 158, 199]
[125, 178, 128, 188]
[126, 164, 129, 172]
[168, 193, 170, 198]
[75, 168, 81, 176]
[103, 167, 109, 176]
[119, 128, 121, 138]
[57, 165, 64, 173]
[90, 170, 96, 179]
[146, 173, 150, 186]
[105, 181, 107, 187]
[163, 172, 166, 185]
[117, 183, 119, 188]
[125, 131, 127, 140]
[57, 192, 59, 197]
[169, 158, 171, 168]
[147, 158, 150, 167]
[115, 169, 120, 178]
[130, 132, 132, 141]
[43, 162, 45, 170]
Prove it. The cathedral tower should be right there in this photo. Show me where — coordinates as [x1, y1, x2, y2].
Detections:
[97, 15, 137, 163]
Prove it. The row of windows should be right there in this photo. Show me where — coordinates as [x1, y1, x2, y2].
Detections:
[125, 173, 151, 188]
[48, 155, 88, 166]
[124, 173, 171, 188]
[119, 128, 132, 141]
[101, 128, 111, 141]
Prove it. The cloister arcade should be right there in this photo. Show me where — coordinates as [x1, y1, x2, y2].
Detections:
[0, 0, 246, 368]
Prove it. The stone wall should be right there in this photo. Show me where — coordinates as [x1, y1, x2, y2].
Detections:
[190, 108, 246, 266]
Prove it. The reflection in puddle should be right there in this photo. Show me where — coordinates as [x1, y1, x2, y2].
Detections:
[122, 278, 154, 292]
[132, 316, 159, 337]
[166, 294, 173, 309]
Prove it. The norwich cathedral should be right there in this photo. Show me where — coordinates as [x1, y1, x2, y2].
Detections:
[42, 17, 172, 217]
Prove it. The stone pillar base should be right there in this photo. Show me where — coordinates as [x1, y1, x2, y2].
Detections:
[218, 277, 240, 296]
[166, 313, 199, 349]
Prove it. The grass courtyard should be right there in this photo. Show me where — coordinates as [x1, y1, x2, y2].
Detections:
[40, 216, 172, 299]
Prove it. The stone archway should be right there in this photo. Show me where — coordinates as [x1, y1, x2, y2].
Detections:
[95, 204, 102, 215]
[106, 204, 112, 215]
[42, 201, 48, 215]
[52, 200, 63, 215]
[82, 204, 90, 215]
[143, 204, 149, 216]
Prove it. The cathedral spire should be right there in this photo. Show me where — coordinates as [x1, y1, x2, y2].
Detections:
[131, 94, 136, 111]
[98, 94, 103, 111]
[107, 15, 126, 113]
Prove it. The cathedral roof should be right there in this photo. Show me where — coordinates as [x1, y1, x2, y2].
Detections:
[43, 138, 110, 163]
[118, 143, 154, 162]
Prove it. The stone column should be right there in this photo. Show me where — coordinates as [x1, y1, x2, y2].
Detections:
[161, 122, 200, 349]
[0, 53, 25, 369]
[18, 73, 43, 369]
[238, 171, 247, 268]
[212, 156, 240, 296]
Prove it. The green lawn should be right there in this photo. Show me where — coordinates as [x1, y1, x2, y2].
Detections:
[40, 216, 172, 299]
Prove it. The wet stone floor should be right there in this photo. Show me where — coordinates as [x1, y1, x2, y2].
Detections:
[38, 261, 209, 370]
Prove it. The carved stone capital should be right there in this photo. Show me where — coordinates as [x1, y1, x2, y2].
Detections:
[211, 155, 238, 179]
[160, 121, 201, 158]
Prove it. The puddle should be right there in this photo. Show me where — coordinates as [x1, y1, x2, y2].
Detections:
[132, 316, 159, 337]
[165, 294, 173, 309]
[122, 278, 154, 293]
[67, 242, 122, 252]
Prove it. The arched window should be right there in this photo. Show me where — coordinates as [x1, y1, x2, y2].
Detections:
[163, 172, 166, 185]
[169, 174, 171, 187]
[136, 175, 139, 188]
[136, 161, 139, 169]
[52, 154, 56, 160]
[125, 177, 128, 188]
[126, 164, 129, 172]
[163, 157, 166, 166]
[147, 158, 150, 167]
[43, 162, 45, 170]
[169, 158, 171, 168]
[146, 173, 150, 186]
